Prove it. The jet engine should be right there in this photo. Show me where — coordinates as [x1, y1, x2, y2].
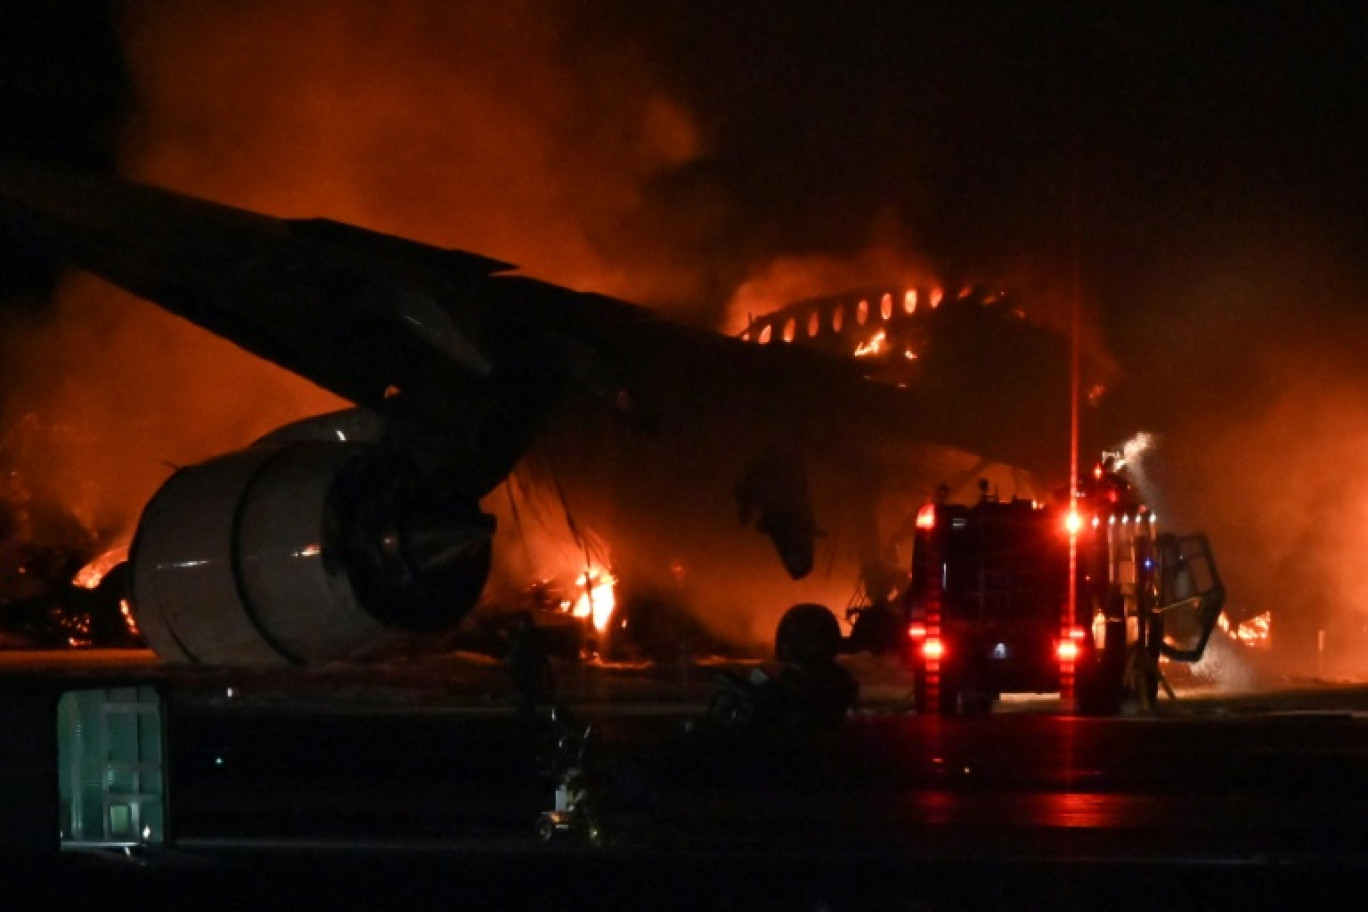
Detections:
[129, 440, 494, 665]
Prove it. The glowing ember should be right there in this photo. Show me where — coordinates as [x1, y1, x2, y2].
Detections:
[119, 600, 140, 639]
[566, 566, 616, 632]
[72, 546, 128, 590]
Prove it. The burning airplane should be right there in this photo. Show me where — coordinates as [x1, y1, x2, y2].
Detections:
[0, 161, 1100, 665]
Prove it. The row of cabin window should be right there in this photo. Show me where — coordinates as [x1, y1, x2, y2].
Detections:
[746, 288, 945, 345]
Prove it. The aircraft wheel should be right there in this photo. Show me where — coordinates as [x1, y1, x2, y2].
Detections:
[775, 603, 842, 664]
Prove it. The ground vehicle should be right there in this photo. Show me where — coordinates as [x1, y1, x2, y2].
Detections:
[900, 461, 1225, 714]
[536, 706, 605, 844]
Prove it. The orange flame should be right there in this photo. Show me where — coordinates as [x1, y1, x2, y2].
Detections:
[853, 329, 887, 357]
[72, 546, 129, 590]
[1218, 611, 1272, 648]
[567, 566, 616, 633]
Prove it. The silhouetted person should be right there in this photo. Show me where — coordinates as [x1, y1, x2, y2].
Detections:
[506, 611, 553, 719]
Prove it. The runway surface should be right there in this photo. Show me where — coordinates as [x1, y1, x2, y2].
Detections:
[6, 649, 1368, 909]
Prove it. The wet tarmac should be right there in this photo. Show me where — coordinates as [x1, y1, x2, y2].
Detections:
[6, 650, 1368, 909]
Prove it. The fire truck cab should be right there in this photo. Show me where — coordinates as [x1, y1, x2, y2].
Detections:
[903, 460, 1225, 715]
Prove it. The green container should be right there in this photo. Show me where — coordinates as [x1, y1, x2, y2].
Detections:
[57, 687, 165, 846]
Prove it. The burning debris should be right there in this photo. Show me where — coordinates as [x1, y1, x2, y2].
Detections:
[1217, 610, 1272, 649]
[0, 463, 138, 649]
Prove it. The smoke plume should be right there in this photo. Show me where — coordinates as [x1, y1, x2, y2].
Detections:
[4, 0, 722, 549]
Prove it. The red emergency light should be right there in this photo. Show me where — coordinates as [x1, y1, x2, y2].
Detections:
[1056, 626, 1087, 661]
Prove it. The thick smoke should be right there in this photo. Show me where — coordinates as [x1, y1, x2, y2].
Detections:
[116, 0, 718, 302]
[0, 276, 342, 542]
[4, 0, 722, 551]
[724, 239, 937, 335]
[1119, 235, 1368, 681]
[6, 2, 1362, 675]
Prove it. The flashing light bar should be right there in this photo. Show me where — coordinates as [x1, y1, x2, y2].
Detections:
[921, 638, 944, 660]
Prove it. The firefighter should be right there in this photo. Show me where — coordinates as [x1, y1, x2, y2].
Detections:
[774, 603, 859, 729]
[506, 611, 553, 719]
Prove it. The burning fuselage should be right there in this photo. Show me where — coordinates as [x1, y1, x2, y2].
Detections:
[0, 161, 1099, 664]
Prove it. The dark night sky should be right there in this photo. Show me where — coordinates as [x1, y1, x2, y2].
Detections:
[3, 1, 1368, 663]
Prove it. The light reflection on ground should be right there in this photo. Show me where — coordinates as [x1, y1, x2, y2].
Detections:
[3, 647, 1368, 717]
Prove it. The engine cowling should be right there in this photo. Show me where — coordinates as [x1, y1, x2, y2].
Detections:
[129, 441, 494, 665]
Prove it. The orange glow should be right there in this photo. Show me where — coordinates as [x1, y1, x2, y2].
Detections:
[857, 299, 869, 325]
[758, 324, 772, 345]
[807, 311, 820, 338]
[782, 317, 796, 343]
[567, 566, 617, 633]
[1064, 509, 1082, 535]
[929, 287, 944, 308]
[903, 289, 917, 314]
[880, 293, 893, 320]
[915, 503, 936, 531]
[832, 306, 844, 332]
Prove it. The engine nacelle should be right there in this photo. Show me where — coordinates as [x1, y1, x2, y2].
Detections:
[129, 441, 493, 665]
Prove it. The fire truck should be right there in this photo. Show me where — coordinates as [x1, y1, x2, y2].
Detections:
[895, 458, 1225, 715]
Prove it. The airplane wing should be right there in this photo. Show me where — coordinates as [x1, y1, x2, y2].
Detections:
[0, 161, 1078, 665]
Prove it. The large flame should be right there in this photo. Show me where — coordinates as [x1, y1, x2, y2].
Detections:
[2, 0, 721, 619]
[1218, 610, 1272, 648]
[566, 565, 616, 633]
